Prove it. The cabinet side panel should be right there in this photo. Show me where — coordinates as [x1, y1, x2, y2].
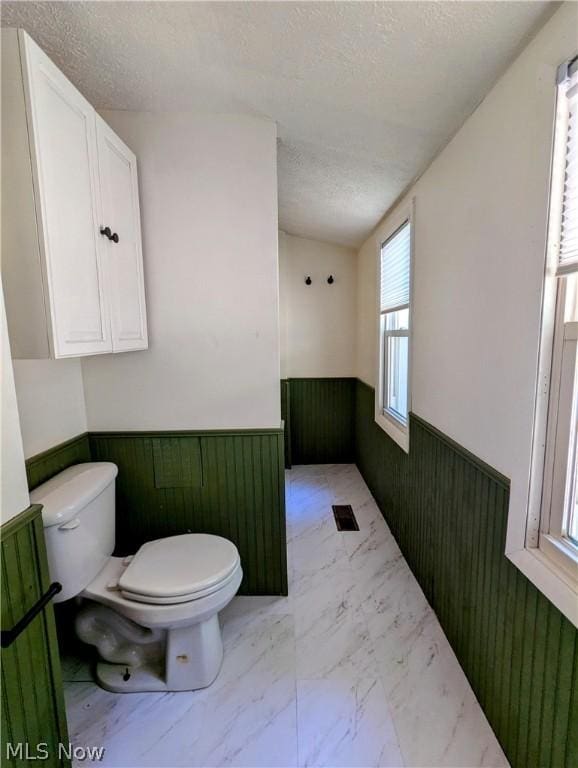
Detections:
[1, 29, 50, 358]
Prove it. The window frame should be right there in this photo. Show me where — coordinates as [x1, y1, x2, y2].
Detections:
[511, 58, 578, 628]
[374, 201, 414, 453]
[538, 280, 578, 583]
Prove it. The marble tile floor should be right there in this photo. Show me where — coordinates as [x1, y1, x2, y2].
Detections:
[62, 464, 508, 768]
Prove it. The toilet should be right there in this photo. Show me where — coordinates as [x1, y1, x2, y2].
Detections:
[31, 462, 242, 693]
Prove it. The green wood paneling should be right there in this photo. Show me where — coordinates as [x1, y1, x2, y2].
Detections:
[152, 436, 203, 488]
[280, 379, 292, 469]
[354, 379, 578, 768]
[26, 434, 91, 491]
[287, 377, 355, 464]
[89, 429, 287, 596]
[1, 506, 70, 768]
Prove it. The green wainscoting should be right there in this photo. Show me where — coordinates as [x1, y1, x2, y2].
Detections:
[354, 379, 578, 768]
[286, 377, 355, 464]
[280, 380, 292, 468]
[26, 433, 91, 491]
[1, 506, 70, 768]
[89, 429, 287, 596]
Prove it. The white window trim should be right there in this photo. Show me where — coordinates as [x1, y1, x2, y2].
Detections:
[374, 200, 415, 453]
[508, 60, 578, 629]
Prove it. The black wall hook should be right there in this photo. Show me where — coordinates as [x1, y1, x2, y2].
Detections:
[100, 226, 119, 243]
[327, 275, 334, 284]
[305, 276, 312, 285]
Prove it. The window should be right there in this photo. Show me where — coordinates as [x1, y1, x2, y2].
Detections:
[524, 56, 578, 619]
[537, 57, 578, 581]
[376, 216, 412, 451]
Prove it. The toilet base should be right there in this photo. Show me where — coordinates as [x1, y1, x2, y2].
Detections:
[88, 614, 224, 693]
[75, 559, 242, 693]
[165, 614, 224, 691]
[96, 660, 168, 693]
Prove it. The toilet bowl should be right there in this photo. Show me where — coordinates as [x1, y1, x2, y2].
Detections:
[31, 463, 242, 693]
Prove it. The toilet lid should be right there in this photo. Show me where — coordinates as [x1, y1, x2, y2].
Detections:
[118, 534, 240, 601]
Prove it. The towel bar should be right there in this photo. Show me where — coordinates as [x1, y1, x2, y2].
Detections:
[1, 582, 62, 649]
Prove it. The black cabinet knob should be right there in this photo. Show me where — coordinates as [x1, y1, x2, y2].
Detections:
[111, 232, 119, 243]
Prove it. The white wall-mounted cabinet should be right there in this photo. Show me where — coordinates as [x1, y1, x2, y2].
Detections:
[1, 29, 148, 358]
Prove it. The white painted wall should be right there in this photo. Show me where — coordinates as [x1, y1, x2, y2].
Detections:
[81, 112, 280, 430]
[12, 359, 87, 458]
[356, 235, 378, 388]
[1, 285, 29, 522]
[279, 232, 356, 378]
[278, 232, 291, 380]
[356, 2, 577, 543]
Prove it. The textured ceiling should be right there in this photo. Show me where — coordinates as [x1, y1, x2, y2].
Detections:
[1, 1, 556, 246]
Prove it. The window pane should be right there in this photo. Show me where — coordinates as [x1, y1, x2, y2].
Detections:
[385, 307, 409, 331]
[569, 464, 578, 543]
[386, 334, 408, 421]
[564, 273, 578, 322]
[567, 416, 578, 545]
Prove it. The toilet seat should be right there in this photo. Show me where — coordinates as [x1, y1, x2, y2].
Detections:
[120, 565, 241, 605]
[118, 533, 241, 605]
[82, 556, 243, 630]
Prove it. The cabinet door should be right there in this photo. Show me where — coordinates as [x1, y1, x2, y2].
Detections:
[96, 118, 148, 352]
[21, 33, 112, 358]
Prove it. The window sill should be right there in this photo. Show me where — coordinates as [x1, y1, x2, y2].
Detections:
[540, 534, 578, 583]
[374, 409, 409, 453]
[507, 546, 578, 628]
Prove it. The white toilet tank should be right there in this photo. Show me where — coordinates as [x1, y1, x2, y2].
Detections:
[30, 462, 118, 602]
